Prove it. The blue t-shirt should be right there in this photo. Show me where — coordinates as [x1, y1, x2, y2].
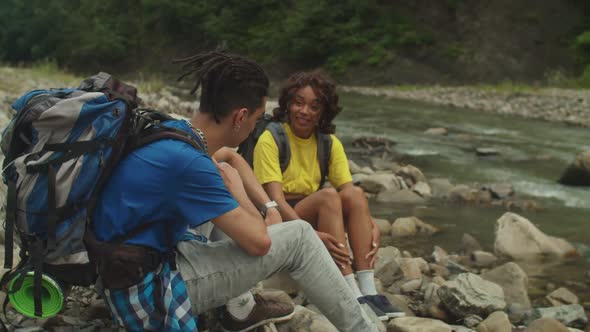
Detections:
[92, 119, 238, 252]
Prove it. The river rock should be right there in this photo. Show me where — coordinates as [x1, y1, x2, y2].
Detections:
[370, 157, 399, 171]
[374, 218, 392, 236]
[429, 178, 454, 197]
[558, 151, 590, 186]
[423, 282, 441, 306]
[494, 212, 577, 260]
[464, 315, 484, 328]
[522, 304, 588, 328]
[546, 287, 579, 306]
[424, 127, 448, 135]
[360, 166, 375, 175]
[375, 253, 402, 287]
[480, 262, 530, 309]
[438, 273, 506, 319]
[348, 159, 362, 174]
[469, 251, 497, 268]
[450, 326, 477, 332]
[376, 189, 425, 204]
[412, 181, 432, 197]
[522, 317, 569, 332]
[449, 185, 479, 204]
[476, 148, 500, 156]
[395, 165, 427, 186]
[475, 311, 511, 332]
[388, 317, 452, 332]
[391, 217, 439, 237]
[358, 173, 401, 193]
[461, 233, 483, 255]
[398, 257, 429, 280]
[481, 183, 514, 199]
[276, 305, 337, 332]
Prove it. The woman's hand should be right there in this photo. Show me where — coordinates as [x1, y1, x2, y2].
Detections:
[316, 231, 352, 270]
[365, 217, 380, 268]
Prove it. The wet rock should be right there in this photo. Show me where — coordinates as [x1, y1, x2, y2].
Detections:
[438, 273, 506, 319]
[464, 315, 484, 328]
[352, 136, 395, 151]
[469, 251, 497, 268]
[275, 305, 337, 332]
[429, 178, 454, 198]
[480, 262, 531, 309]
[374, 218, 392, 236]
[348, 159, 362, 174]
[395, 165, 427, 185]
[476, 148, 500, 156]
[370, 157, 398, 171]
[376, 189, 426, 204]
[449, 185, 479, 204]
[494, 212, 577, 260]
[522, 317, 569, 332]
[358, 173, 401, 193]
[558, 151, 590, 186]
[522, 304, 588, 328]
[388, 317, 452, 332]
[546, 287, 579, 306]
[424, 127, 448, 135]
[481, 183, 514, 199]
[412, 181, 432, 198]
[475, 311, 511, 332]
[391, 217, 439, 237]
[461, 234, 483, 255]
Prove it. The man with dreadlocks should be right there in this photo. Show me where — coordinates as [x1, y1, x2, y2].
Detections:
[91, 50, 378, 331]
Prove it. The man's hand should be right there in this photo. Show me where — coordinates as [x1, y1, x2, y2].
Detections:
[316, 231, 352, 270]
[213, 159, 247, 199]
[264, 207, 282, 226]
[365, 217, 380, 268]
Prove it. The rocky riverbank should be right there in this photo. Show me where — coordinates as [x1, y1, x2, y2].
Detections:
[0, 67, 589, 331]
[341, 86, 590, 128]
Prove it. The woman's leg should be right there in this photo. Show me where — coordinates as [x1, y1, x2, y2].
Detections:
[339, 186, 373, 271]
[292, 188, 353, 275]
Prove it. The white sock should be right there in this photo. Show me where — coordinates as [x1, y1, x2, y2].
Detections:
[226, 291, 255, 320]
[344, 273, 363, 299]
[357, 270, 378, 296]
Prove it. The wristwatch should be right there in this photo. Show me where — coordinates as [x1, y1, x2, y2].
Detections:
[260, 201, 279, 217]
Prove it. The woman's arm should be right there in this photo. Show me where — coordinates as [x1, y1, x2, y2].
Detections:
[263, 181, 300, 221]
[213, 147, 282, 225]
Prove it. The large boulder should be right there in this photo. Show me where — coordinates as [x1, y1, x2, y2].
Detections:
[437, 273, 506, 319]
[480, 262, 531, 309]
[494, 212, 577, 260]
[558, 151, 590, 186]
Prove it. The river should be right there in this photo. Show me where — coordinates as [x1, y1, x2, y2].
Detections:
[335, 92, 590, 304]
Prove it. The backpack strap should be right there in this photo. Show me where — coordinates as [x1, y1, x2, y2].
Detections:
[316, 131, 332, 190]
[266, 123, 290, 173]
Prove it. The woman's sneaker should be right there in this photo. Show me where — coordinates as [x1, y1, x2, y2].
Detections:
[218, 293, 295, 332]
[358, 294, 405, 319]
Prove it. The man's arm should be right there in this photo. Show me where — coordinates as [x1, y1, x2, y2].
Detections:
[211, 159, 271, 255]
[263, 181, 300, 221]
[213, 147, 281, 225]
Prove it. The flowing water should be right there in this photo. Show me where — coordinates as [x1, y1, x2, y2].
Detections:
[335, 92, 590, 304]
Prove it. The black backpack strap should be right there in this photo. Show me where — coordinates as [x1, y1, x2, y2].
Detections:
[3, 180, 16, 269]
[266, 123, 290, 173]
[316, 131, 332, 190]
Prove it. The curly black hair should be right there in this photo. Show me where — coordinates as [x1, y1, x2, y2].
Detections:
[174, 50, 269, 123]
[272, 70, 342, 134]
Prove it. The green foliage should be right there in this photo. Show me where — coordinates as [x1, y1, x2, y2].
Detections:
[0, 1, 433, 73]
[443, 43, 466, 60]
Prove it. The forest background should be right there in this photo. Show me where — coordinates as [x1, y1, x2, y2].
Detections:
[1, 0, 590, 87]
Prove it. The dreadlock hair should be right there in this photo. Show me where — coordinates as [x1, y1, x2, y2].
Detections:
[272, 70, 341, 134]
[174, 50, 269, 123]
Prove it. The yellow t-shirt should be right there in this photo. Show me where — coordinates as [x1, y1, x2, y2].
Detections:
[253, 123, 352, 196]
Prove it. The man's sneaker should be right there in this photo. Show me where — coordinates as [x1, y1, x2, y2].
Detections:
[219, 293, 296, 332]
[358, 297, 388, 321]
[360, 294, 406, 318]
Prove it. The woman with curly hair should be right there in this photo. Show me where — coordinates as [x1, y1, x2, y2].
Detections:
[252, 71, 404, 320]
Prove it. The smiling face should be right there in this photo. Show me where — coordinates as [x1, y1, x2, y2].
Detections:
[287, 86, 322, 138]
